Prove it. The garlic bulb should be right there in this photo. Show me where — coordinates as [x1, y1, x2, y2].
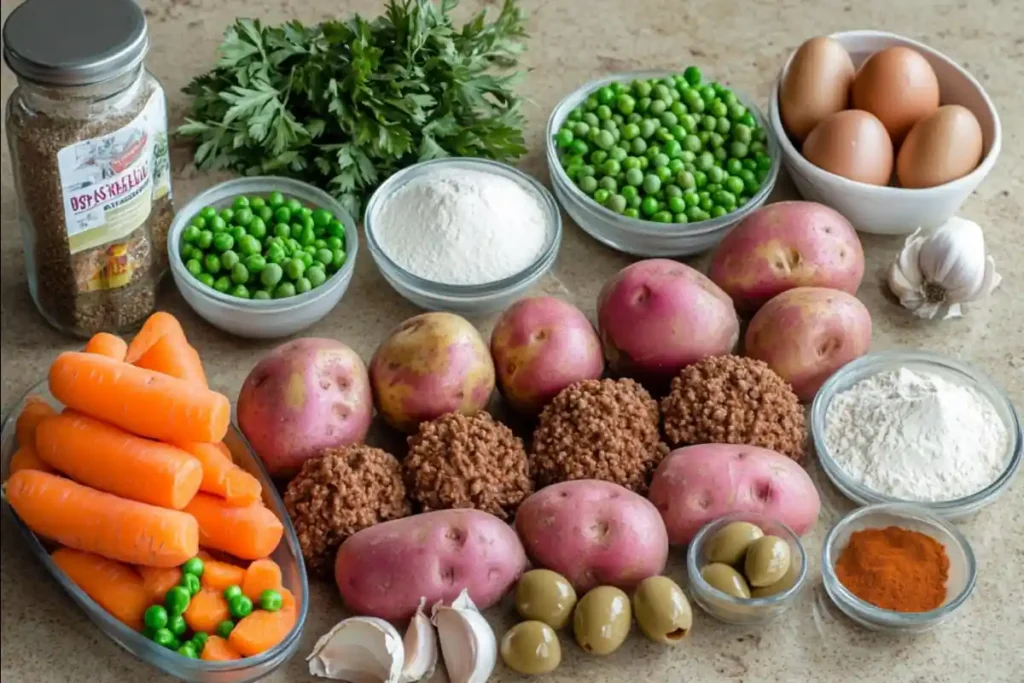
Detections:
[307, 616, 405, 682]
[887, 216, 1002, 320]
[401, 598, 438, 683]
[431, 591, 497, 683]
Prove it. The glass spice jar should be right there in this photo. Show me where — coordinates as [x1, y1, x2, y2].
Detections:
[3, 0, 175, 338]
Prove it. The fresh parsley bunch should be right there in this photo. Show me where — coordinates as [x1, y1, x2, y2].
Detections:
[178, 0, 529, 217]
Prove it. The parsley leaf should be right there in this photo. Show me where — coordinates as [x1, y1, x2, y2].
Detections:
[178, 0, 528, 217]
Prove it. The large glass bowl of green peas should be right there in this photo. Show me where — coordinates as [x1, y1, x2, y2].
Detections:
[545, 68, 780, 257]
[167, 176, 358, 339]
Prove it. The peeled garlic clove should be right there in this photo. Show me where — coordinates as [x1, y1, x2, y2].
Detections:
[432, 590, 497, 683]
[308, 616, 405, 682]
[400, 598, 438, 683]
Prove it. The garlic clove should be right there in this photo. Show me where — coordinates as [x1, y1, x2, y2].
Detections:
[431, 590, 497, 683]
[308, 616, 405, 682]
[918, 217, 987, 300]
[400, 598, 438, 683]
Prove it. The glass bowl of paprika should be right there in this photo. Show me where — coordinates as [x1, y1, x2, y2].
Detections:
[821, 502, 977, 633]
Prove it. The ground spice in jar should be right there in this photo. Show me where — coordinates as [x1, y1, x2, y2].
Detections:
[834, 526, 949, 612]
[3, 0, 175, 337]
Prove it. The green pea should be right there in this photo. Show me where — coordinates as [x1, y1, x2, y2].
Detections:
[194, 231, 212, 251]
[604, 194, 626, 214]
[714, 190, 738, 210]
[203, 253, 221, 274]
[144, 605, 169, 630]
[303, 248, 329, 269]
[212, 620, 235, 639]
[296, 264, 323, 289]
[182, 225, 200, 244]
[211, 232, 233, 253]
[668, 196, 687, 214]
[152, 627, 175, 648]
[220, 250, 240, 270]
[273, 282, 296, 299]
[231, 196, 250, 211]
[555, 128, 573, 148]
[593, 188, 610, 205]
[250, 289, 270, 300]
[185, 259, 203, 278]
[245, 217, 266, 240]
[683, 66, 701, 86]
[188, 215, 206, 230]
[683, 190, 700, 207]
[177, 644, 198, 659]
[166, 637, 182, 651]
[179, 572, 201, 597]
[730, 141, 749, 159]
[200, 206, 217, 221]
[260, 263, 284, 288]
[166, 609, 188, 636]
[578, 176, 598, 194]
[707, 166, 726, 184]
[267, 246, 286, 264]
[655, 166, 672, 182]
[283, 198, 302, 215]
[598, 176, 617, 193]
[272, 223, 290, 239]
[652, 210, 672, 223]
[621, 207, 638, 218]
[699, 196, 714, 212]
[642, 174, 662, 194]
[725, 175, 745, 194]
[207, 216, 227, 234]
[197, 273, 215, 288]
[228, 284, 248, 299]
[569, 139, 588, 156]
[227, 262, 248, 285]
[623, 168, 643, 187]
[283, 258, 305, 281]
[640, 196, 659, 217]
[213, 276, 231, 293]
[258, 589, 284, 612]
[709, 205, 728, 218]
[729, 103, 748, 121]
[292, 276, 310, 295]
[630, 137, 648, 155]
[273, 206, 292, 225]
[263, 192, 283, 209]
[687, 205, 705, 221]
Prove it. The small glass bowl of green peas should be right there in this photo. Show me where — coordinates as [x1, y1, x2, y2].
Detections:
[545, 68, 781, 257]
[167, 176, 358, 339]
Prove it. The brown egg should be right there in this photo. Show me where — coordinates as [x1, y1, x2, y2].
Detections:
[851, 46, 940, 144]
[780, 37, 856, 141]
[803, 110, 894, 185]
[896, 105, 984, 188]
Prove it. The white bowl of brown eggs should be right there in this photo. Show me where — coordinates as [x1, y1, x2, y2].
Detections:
[768, 30, 1001, 235]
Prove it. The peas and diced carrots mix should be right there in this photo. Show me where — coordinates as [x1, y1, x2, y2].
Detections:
[554, 66, 773, 224]
[4, 313, 297, 660]
[179, 193, 348, 300]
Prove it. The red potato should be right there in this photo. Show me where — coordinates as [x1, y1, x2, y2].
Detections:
[514, 480, 668, 593]
[746, 287, 872, 402]
[334, 509, 526, 621]
[708, 201, 865, 314]
[369, 313, 495, 433]
[648, 444, 820, 545]
[490, 296, 605, 415]
[597, 259, 740, 385]
[237, 338, 372, 479]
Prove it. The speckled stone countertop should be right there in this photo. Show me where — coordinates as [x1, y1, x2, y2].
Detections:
[2, 0, 1022, 681]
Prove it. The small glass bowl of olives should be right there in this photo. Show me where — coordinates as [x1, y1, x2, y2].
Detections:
[686, 513, 808, 625]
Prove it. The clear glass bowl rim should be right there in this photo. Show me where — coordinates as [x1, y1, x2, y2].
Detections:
[545, 69, 782, 237]
[810, 349, 1023, 514]
[0, 379, 310, 678]
[168, 175, 360, 311]
[821, 502, 978, 625]
[685, 511, 809, 608]
[363, 157, 563, 300]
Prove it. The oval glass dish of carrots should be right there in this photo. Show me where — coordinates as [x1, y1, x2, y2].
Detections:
[0, 312, 306, 674]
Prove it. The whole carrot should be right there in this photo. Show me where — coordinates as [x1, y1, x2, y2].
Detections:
[177, 441, 262, 507]
[48, 352, 230, 444]
[126, 312, 186, 364]
[134, 333, 208, 388]
[84, 333, 128, 361]
[15, 395, 56, 450]
[52, 548, 150, 631]
[9, 443, 54, 477]
[184, 493, 284, 561]
[5, 470, 199, 567]
[36, 412, 203, 510]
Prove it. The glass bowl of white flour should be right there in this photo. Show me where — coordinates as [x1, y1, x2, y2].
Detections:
[811, 350, 1022, 519]
[364, 157, 562, 316]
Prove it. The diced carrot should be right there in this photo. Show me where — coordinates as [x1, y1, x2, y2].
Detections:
[184, 493, 284, 561]
[279, 587, 296, 611]
[36, 412, 203, 510]
[242, 559, 283, 602]
[84, 333, 128, 361]
[201, 635, 242, 661]
[184, 588, 231, 633]
[9, 443, 55, 477]
[214, 442, 232, 461]
[134, 333, 208, 388]
[52, 548, 150, 631]
[15, 395, 56, 450]
[125, 312, 186, 364]
[201, 558, 246, 592]
[228, 588, 297, 657]
[136, 566, 182, 602]
[48, 352, 230, 444]
[177, 441, 261, 507]
[5, 470, 199, 568]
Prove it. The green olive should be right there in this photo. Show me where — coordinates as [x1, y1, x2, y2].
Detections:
[500, 621, 561, 675]
[632, 576, 692, 644]
[701, 563, 751, 599]
[573, 586, 631, 656]
[705, 521, 764, 566]
[515, 569, 578, 630]
[751, 558, 801, 598]
[744, 535, 791, 588]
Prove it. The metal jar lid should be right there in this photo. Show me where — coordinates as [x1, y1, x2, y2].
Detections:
[2, 0, 149, 87]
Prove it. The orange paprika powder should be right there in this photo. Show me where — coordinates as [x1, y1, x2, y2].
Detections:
[834, 526, 949, 612]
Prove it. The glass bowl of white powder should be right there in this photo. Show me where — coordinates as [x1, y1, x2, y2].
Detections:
[811, 350, 1022, 519]
[364, 157, 562, 316]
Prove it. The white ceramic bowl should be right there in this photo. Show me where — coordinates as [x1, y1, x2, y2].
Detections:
[822, 503, 976, 633]
[364, 158, 562, 317]
[168, 177, 359, 339]
[769, 30, 1002, 235]
[547, 70, 781, 257]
